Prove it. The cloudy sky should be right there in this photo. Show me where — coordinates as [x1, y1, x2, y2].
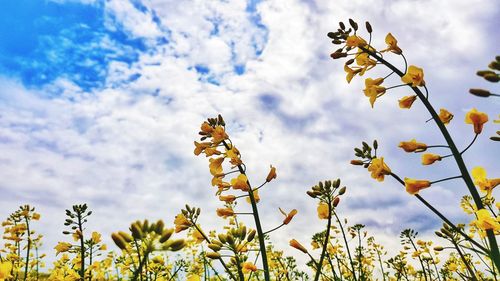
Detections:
[1, 0, 499, 270]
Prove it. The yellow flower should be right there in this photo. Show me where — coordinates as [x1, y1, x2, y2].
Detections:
[438, 108, 453, 125]
[363, 78, 386, 107]
[209, 157, 224, 176]
[174, 214, 192, 233]
[187, 274, 201, 281]
[266, 165, 277, 182]
[398, 95, 417, 109]
[344, 64, 362, 83]
[289, 239, 308, 253]
[367, 157, 391, 182]
[216, 208, 234, 218]
[0, 261, 13, 281]
[194, 141, 211, 156]
[200, 122, 214, 134]
[54, 242, 72, 255]
[241, 262, 258, 273]
[246, 189, 260, 203]
[421, 153, 442, 165]
[398, 139, 427, 153]
[204, 147, 221, 157]
[91, 231, 102, 244]
[280, 208, 298, 225]
[472, 166, 500, 197]
[381, 33, 402, 54]
[317, 202, 329, 219]
[231, 174, 249, 191]
[473, 209, 500, 231]
[465, 108, 488, 134]
[225, 146, 242, 166]
[191, 228, 205, 244]
[356, 51, 377, 75]
[32, 213, 41, 220]
[401, 65, 425, 87]
[219, 195, 236, 203]
[345, 35, 366, 47]
[404, 178, 431, 195]
[212, 126, 228, 144]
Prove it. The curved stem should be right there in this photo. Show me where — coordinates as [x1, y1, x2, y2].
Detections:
[460, 134, 479, 155]
[314, 198, 332, 281]
[263, 223, 285, 235]
[430, 175, 462, 185]
[362, 46, 500, 271]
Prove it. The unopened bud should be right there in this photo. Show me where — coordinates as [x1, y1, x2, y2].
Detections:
[333, 197, 340, 207]
[247, 229, 256, 242]
[469, 88, 491, 97]
[338, 186, 346, 195]
[206, 252, 221, 259]
[208, 243, 221, 252]
[350, 160, 364, 165]
[484, 74, 499, 82]
[111, 233, 127, 250]
[365, 21, 372, 33]
[130, 223, 143, 240]
[167, 239, 186, 251]
[159, 228, 174, 243]
[330, 52, 347, 59]
[433, 246, 444, 251]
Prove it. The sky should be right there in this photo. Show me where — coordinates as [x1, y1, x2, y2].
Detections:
[0, 0, 499, 272]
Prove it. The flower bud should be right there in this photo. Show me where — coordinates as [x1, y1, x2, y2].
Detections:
[350, 160, 364, 165]
[247, 229, 256, 242]
[130, 223, 143, 240]
[433, 246, 444, 251]
[333, 197, 340, 207]
[111, 233, 127, 250]
[159, 228, 174, 243]
[208, 243, 222, 252]
[206, 252, 221, 259]
[469, 88, 491, 97]
[365, 21, 372, 33]
[338, 186, 346, 195]
[330, 52, 347, 59]
[289, 239, 308, 253]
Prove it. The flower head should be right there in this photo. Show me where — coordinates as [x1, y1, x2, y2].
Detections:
[209, 157, 225, 176]
[346, 35, 367, 47]
[421, 153, 442, 165]
[211, 126, 228, 144]
[404, 178, 431, 195]
[398, 139, 427, 153]
[55, 242, 72, 255]
[289, 239, 308, 253]
[216, 208, 234, 218]
[266, 165, 277, 182]
[472, 166, 500, 198]
[280, 208, 298, 225]
[438, 108, 453, 125]
[381, 33, 402, 54]
[174, 214, 192, 233]
[367, 157, 391, 182]
[0, 261, 13, 281]
[317, 202, 329, 219]
[344, 64, 362, 83]
[363, 78, 386, 107]
[231, 174, 249, 191]
[398, 95, 417, 109]
[401, 65, 425, 87]
[465, 108, 488, 134]
[242, 262, 258, 273]
[472, 209, 500, 232]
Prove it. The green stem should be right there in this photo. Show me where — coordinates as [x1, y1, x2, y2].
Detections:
[333, 212, 357, 281]
[362, 46, 500, 271]
[408, 237, 428, 281]
[222, 140, 270, 281]
[314, 198, 332, 281]
[452, 241, 478, 281]
[77, 214, 85, 281]
[23, 216, 31, 281]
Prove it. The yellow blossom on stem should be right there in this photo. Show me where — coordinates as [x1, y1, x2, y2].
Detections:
[473, 209, 500, 232]
[398, 139, 427, 153]
[242, 262, 258, 273]
[345, 35, 367, 47]
[211, 126, 228, 144]
[438, 108, 453, 125]
[472, 166, 500, 197]
[0, 261, 12, 281]
[266, 165, 277, 182]
[381, 33, 402, 54]
[194, 141, 211, 156]
[344, 64, 362, 83]
[404, 178, 431, 195]
[289, 239, 308, 253]
[216, 208, 234, 218]
[246, 189, 260, 203]
[231, 174, 250, 191]
[356, 51, 377, 75]
[219, 195, 236, 203]
[174, 214, 192, 233]
[317, 202, 329, 219]
[280, 208, 298, 225]
[421, 153, 442, 165]
[367, 157, 391, 182]
[398, 95, 417, 109]
[200, 122, 214, 134]
[209, 157, 224, 176]
[401, 65, 425, 87]
[363, 78, 386, 107]
[54, 242, 72, 255]
[465, 108, 488, 134]
[91, 231, 102, 244]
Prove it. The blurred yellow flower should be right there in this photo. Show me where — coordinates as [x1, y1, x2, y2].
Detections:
[404, 178, 431, 195]
[219, 195, 236, 203]
[438, 108, 453, 125]
[398, 95, 417, 109]
[174, 214, 192, 233]
[398, 139, 427, 153]
[91, 231, 102, 244]
[200, 122, 214, 134]
[471, 166, 499, 197]
[473, 209, 500, 231]
[0, 261, 13, 281]
[317, 202, 329, 219]
[216, 208, 234, 218]
[54, 242, 72, 255]
[367, 157, 391, 182]
[381, 33, 402, 54]
[401, 65, 425, 87]
[421, 153, 441, 165]
[465, 108, 488, 134]
[212, 126, 228, 144]
[231, 174, 249, 191]
[241, 262, 258, 273]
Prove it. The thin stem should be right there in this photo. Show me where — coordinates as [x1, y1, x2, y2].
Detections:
[23, 216, 31, 281]
[385, 84, 408, 90]
[460, 134, 479, 155]
[361, 46, 500, 270]
[430, 175, 462, 185]
[389, 172, 489, 253]
[453, 241, 478, 281]
[407, 236, 428, 281]
[314, 198, 333, 281]
[78, 214, 85, 281]
[333, 211, 357, 281]
[222, 140, 271, 281]
[263, 223, 285, 235]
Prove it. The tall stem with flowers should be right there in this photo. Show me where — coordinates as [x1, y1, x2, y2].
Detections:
[327, 19, 500, 273]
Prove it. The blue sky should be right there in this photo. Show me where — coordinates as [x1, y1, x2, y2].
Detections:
[0, 0, 499, 270]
